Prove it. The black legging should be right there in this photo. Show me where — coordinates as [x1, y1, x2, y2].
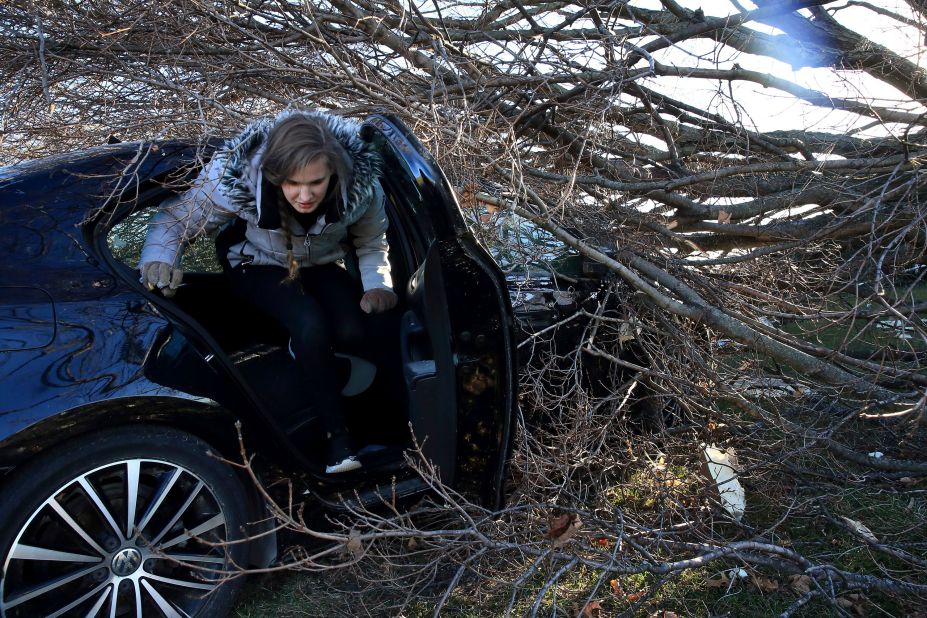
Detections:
[226, 262, 365, 436]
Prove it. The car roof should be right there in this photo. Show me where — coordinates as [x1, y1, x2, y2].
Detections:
[2, 140, 218, 185]
[3, 143, 147, 179]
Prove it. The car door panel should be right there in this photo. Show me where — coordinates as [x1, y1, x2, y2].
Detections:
[365, 115, 518, 507]
[401, 244, 457, 483]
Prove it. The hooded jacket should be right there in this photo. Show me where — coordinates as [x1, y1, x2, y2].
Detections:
[139, 111, 392, 291]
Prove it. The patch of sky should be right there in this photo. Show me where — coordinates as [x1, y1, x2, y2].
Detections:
[628, 0, 665, 9]
[421, 2, 492, 21]
[740, 21, 788, 37]
[760, 202, 826, 225]
[631, 0, 924, 79]
[626, 129, 669, 153]
[639, 32, 925, 138]
[832, 1, 921, 59]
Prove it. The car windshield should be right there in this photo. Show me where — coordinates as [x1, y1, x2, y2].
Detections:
[466, 208, 582, 280]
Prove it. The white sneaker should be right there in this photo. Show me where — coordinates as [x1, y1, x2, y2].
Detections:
[325, 455, 362, 474]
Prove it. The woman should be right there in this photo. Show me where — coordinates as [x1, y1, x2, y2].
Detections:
[139, 110, 398, 473]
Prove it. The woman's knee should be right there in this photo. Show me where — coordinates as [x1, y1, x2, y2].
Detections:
[329, 317, 365, 353]
[289, 320, 331, 355]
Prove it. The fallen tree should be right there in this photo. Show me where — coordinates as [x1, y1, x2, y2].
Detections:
[2, 0, 924, 399]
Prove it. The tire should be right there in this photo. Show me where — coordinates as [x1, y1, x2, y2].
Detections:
[0, 425, 250, 617]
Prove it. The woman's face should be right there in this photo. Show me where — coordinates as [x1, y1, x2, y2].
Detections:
[281, 157, 332, 214]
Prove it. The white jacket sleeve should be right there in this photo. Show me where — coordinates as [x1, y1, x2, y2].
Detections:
[138, 157, 239, 268]
[350, 183, 393, 291]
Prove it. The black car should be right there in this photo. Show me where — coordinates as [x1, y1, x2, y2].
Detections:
[0, 115, 529, 617]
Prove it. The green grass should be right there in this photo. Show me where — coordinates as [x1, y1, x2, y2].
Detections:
[233, 574, 304, 617]
[233, 483, 926, 617]
[234, 491, 923, 617]
[778, 286, 927, 360]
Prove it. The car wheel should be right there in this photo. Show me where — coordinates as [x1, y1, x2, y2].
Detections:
[0, 425, 249, 617]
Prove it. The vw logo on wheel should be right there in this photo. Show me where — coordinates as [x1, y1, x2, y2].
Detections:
[111, 548, 143, 577]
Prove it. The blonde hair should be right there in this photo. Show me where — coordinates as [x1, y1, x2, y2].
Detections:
[261, 114, 354, 283]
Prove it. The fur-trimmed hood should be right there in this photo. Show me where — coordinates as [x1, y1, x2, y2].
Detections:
[213, 110, 383, 229]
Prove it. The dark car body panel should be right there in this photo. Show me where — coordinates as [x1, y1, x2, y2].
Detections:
[0, 286, 56, 352]
[0, 144, 231, 464]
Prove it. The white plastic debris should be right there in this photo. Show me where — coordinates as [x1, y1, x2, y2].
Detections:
[839, 516, 879, 543]
[868, 451, 884, 459]
[729, 568, 748, 580]
[701, 444, 746, 521]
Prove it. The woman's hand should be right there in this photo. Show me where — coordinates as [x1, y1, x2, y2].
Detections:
[360, 288, 398, 314]
[140, 261, 183, 298]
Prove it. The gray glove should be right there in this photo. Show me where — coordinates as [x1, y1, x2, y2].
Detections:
[360, 288, 398, 314]
[140, 261, 183, 298]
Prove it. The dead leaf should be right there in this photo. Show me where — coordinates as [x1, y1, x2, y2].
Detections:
[405, 537, 419, 550]
[726, 449, 739, 469]
[666, 220, 678, 230]
[717, 209, 732, 224]
[788, 574, 812, 596]
[836, 593, 866, 617]
[750, 573, 779, 593]
[618, 319, 639, 343]
[345, 529, 363, 559]
[458, 183, 478, 209]
[580, 599, 602, 617]
[546, 514, 571, 537]
[626, 589, 647, 603]
[704, 573, 730, 588]
[609, 579, 623, 596]
[546, 513, 582, 548]
[652, 455, 667, 473]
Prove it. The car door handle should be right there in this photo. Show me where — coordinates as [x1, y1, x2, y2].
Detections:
[400, 310, 430, 363]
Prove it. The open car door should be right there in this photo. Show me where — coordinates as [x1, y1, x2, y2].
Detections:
[364, 115, 518, 508]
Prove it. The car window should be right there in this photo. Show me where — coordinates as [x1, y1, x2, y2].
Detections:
[466, 208, 581, 279]
[107, 203, 224, 273]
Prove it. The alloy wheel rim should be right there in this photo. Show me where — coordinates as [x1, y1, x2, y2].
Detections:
[1, 458, 231, 617]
